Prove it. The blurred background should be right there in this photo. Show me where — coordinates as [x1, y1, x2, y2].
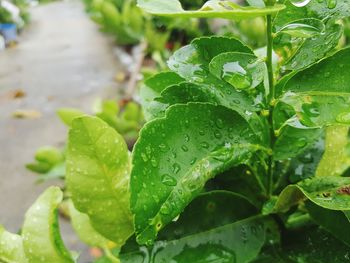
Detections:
[0, 0, 349, 261]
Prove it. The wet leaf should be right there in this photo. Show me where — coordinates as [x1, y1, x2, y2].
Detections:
[275, 18, 325, 39]
[139, 72, 184, 121]
[0, 225, 27, 263]
[209, 52, 266, 90]
[66, 116, 133, 245]
[158, 191, 258, 241]
[137, 0, 285, 19]
[22, 187, 75, 262]
[68, 200, 110, 248]
[276, 48, 350, 129]
[273, 176, 350, 213]
[131, 102, 265, 245]
[121, 216, 278, 263]
[284, 23, 342, 71]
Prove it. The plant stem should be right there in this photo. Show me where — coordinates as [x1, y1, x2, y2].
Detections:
[103, 247, 121, 263]
[265, 0, 276, 197]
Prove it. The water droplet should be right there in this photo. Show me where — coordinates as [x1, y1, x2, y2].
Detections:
[214, 130, 223, 139]
[151, 157, 158, 168]
[184, 134, 190, 142]
[199, 129, 205, 136]
[160, 204, 171, 215]
[172, 163, 181, 174]
[159, 143, 169, 152]
[161, 174, 177, 186]
[290, 0, 311, 7]
[181, 145, 189, 152]
[215, 118, 224, 129]
[141, 153, 148, 162]
[222, 61, 252, 90]
[200, 142, 210, 149]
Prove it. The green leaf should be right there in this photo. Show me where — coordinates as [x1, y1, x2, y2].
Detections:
[139, 72, 184, 121]
[131, 102, 266, 245]
[284, 23, 342, 71]
[277, 48, 350, 128]
[22, 187, 74, 263]
[306, 201, 350, 246]
[209, 52, 266, 90]
[316, 126, 350, 177]
[254, 227, 350, 262]
[34, 146, 64, 166]
[121, 216, 278, 263]
[158, 191, 258, 241]
[57, 108, 85, 127]
[0, 225, 27, 263]
[66, 116, 133, 245]
[273, 176, 350, 213]
[275, 18, 325, 39]
[165, 36, 269, 142]
[68, 200, 110, 248]
[137, 0, 285, 19]
[274, 0, 350, 28]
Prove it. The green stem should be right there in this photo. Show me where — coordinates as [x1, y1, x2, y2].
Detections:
[265, 0, 276, 197]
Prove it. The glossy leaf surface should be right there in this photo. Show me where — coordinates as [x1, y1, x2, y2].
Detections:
[158, 191, 258, 241]
[22, 187, 74, 263]
[121, 216, 277, 263]
[0, 225, 27, 263]
[137, 0, 285, 19]
[131, 103, 264, 245]
[276, 48, 350, 128]
[66, 116, 133, 245]
[140, 72, 184, 121]
[273, 176, 350, 213]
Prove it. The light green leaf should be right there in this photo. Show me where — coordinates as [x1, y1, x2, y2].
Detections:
[66, 116, 133, 246]
[0, 225, 27, 263]
[131, 102, 266, 245]
[273, 176, 350, 213]
[277, 48, 350, 128]
[22, 187, 74, 263]
[306, 201, 350, 246]
[34, 146, 64, 166]
[121, 216, 278, 263]
[137, 0, 285, 19]
[68, 200, 110, 248]
[316, 126, 350, 177]
[57, 108, 85, 127]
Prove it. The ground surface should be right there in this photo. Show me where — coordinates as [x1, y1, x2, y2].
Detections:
[0, 0, 122, 260]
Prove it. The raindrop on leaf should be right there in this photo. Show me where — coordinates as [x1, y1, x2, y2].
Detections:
[290, 0, 311, 7]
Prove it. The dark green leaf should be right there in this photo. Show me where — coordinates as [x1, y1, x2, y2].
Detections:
[121, 216, 278, 263]
[131, 103, 266, 245]
[306, 201, 350, 246]
[158, 191, 258, 241]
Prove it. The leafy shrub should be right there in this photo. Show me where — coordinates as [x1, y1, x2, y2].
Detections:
[2, 0, 350, 262]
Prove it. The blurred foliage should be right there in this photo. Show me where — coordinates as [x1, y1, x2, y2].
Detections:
[26, 100, 144, 182]
[0, 7, 13, 24]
